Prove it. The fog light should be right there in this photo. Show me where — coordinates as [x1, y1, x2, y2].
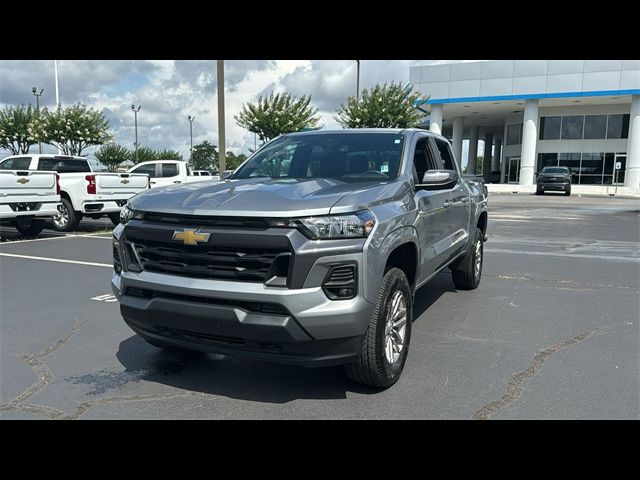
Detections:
[338, 288, 354, 298]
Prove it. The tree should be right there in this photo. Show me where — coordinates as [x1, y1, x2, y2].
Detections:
[95, 143, 131, 172]
[462, 155, 483, 175]
[234, 92, 321, 143]
[132, 146, 157, 163]
[29, 103, 112, 156]
[0, 104, 37, 154]
[224, 151, 247, 170]
[335, 82, 427, 128]
[156, 149, 183, 160]
[189, 141, 218, 171]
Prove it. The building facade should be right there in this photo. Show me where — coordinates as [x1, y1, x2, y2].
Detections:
[410, 60, 640, 188]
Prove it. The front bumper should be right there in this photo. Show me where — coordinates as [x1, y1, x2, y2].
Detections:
[0, 200, 61, 219]
[112, 270, 374, 367]
[538, 182, 570, 191]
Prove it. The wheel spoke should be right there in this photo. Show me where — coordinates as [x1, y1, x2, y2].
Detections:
[393, 315, 406, 329]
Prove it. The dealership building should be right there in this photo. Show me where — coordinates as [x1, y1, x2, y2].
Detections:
[410, 60, 640, 189]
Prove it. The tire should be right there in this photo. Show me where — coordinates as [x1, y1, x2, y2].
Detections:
[536, 188, 543, 195]
[345, 267, 412, 388]
[565, 188, 571, 196]
[452, 228, 483, 290]
[14, 217, 45, 237]
[52, 197, 80, 232]
[108, 212, 121, 226]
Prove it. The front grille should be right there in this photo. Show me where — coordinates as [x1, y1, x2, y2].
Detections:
[129, 238, 290, 282]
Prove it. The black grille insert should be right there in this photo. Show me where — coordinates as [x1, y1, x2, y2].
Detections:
[322, 263, 357, 300]
[125, 288, 290, 316]
[130, 238, 290, 283]
[142, 213, 271, 229]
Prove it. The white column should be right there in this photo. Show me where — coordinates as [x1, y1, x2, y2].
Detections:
[492, 138, 502, 171]
[430, 104, 443, 135]
[483, 131, 493, 182]
[467, 126, 479, 174]
[452, 117, 464, 166]
[519, 99, 539, 185]
[625, 94, 640, 188]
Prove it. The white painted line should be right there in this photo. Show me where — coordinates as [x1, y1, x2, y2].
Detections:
[0, 252, 112, 268]
[485, 248, 640, 263]
[73, 234, 112, 240]
[91, 293, 118, 302]
[0, 234, 75, 245]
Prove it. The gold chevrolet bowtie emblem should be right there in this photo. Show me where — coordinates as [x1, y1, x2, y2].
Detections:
[16, 177, 30, 184]
[172, 228, 211, 245]
[120, 179, 130, 184]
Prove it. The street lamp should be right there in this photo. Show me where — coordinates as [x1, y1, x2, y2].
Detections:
[32, 87, 44, 154]
[131, 104, 141, 162]
[356, 60, 360, 102]
[188, 115, 195, 162]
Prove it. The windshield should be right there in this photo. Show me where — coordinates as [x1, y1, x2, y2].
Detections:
[542, 167, 570, 174]
[232, 132, 405, 182]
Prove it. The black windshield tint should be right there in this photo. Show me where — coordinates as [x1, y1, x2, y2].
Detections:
[232, 133, 405, 182]
[542, 167, 570, 174]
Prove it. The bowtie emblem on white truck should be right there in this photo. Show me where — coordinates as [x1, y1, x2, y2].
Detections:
[16, 177, 30, 184]
[121, 179, 130, 184]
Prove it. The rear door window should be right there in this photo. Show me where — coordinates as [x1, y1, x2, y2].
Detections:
[37, 158, 91, 173]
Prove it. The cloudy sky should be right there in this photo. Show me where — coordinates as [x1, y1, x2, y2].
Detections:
[0, 60, 477, 166]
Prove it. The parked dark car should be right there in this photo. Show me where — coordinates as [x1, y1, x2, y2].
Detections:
[536, 166, 572, 196]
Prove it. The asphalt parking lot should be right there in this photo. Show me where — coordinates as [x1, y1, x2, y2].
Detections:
[1, 194, 638, 419]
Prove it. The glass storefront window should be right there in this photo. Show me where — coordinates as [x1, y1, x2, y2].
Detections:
[558, 152, 581, 179]
[539, 116, 561, 140]
[583, 115, 607, 139]
[607, 114, 630, 139]
[507, 124, 522, 145]
[561, 116, 584, 139]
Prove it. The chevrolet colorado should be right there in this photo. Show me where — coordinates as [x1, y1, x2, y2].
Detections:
[112, 129, 488, 387]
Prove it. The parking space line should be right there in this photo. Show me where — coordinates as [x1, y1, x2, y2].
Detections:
[0, 234, 74, 245]
[0, 252, 111, 268]
[485, 248, 640, 263]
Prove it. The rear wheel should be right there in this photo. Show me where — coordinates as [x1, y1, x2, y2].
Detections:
[15, 217, 45, 237]
[345, 267, 412, 388]
[52, 197, 81, 232]
[108, 212, 121, 226]
[452, 228, 483, 290]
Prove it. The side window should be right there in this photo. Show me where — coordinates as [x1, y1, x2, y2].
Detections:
[192, 171, 199, 176]
[13, 158, 32, 170]
[131, 163, 157, 178]
[161, 163, 179, 177]
[0, 158, 15, 170]
[37, 159, 58, 171]
[413, 138, 438, 183]
[433, 139, 457, 171]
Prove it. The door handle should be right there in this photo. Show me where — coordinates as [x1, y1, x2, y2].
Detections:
[173, 181, 181, 184]
[150, 181, 156, 185]
[443, 200, 453, 208]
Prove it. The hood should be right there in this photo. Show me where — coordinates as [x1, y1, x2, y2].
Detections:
[128, 177, 386, 217]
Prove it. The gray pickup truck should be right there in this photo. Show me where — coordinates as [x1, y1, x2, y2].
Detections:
[112, 129, 488, 387]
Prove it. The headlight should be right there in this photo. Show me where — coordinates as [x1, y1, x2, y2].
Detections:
[291, 210, 376, 240]
[119, 205, 143, 224]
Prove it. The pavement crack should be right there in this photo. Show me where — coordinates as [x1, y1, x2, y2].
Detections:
[0, 320, 87, 415]
[472, 329, 596, 420]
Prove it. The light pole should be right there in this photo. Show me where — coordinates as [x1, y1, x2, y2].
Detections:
[217, 60, 226, 173]
[131, 104, 141, 162]
[356, 60, 360, 102]
[32, 87, 44, 154]
[188, 115, 195, 162]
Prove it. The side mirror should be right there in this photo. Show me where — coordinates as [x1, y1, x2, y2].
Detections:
[416, 170, 459, 190]
[221, 170, 233, 180]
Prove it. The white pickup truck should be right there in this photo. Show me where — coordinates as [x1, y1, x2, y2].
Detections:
[128, 160, 218, 188]
[0, 154, 149, 231]
[0, 168, 60, 236]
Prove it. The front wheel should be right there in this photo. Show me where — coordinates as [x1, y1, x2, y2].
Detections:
[15, 217, 45, 237]
[452, 228, 483, 290]
[345, 267, 412, 388]
[565, 188, 571, 196]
